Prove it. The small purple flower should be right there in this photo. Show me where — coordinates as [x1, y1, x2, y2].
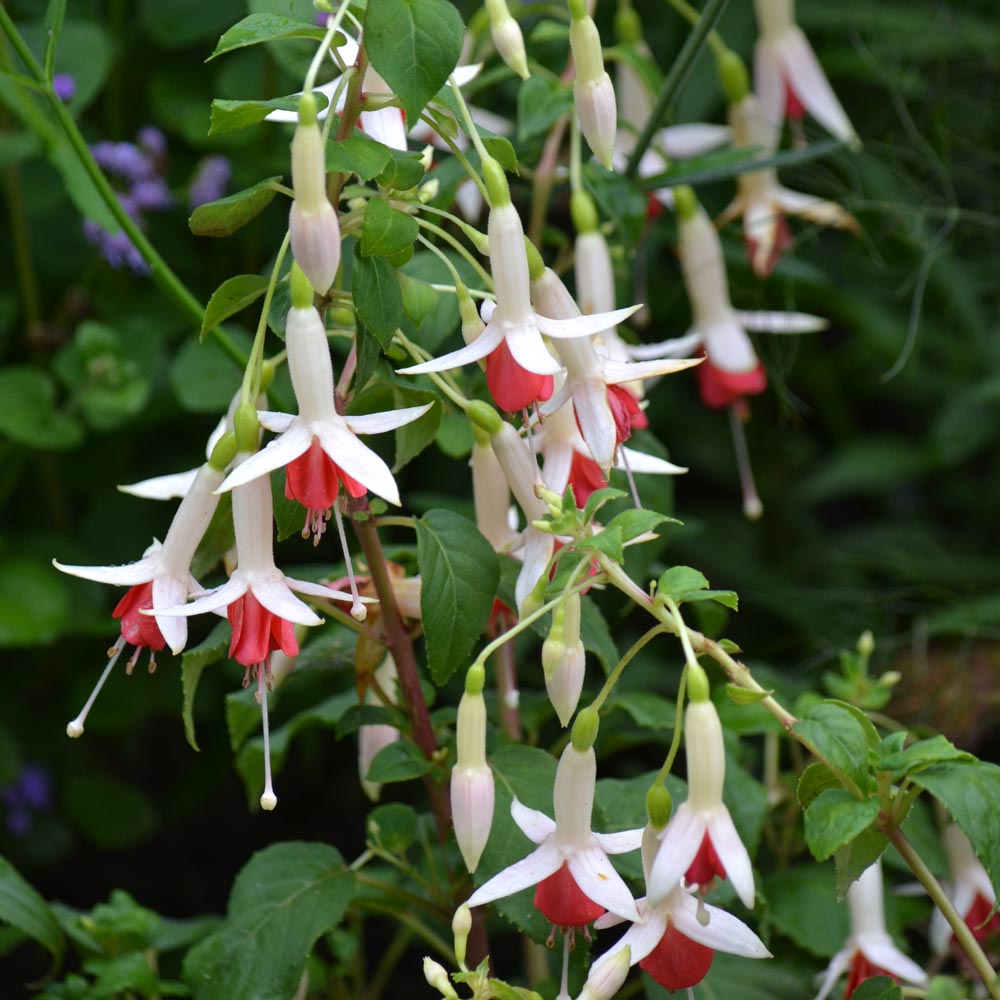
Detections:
[53, 73, 76, 101]
[137, 126, 168, 160]
[131, 178, 173, 212]
[92, 141, 155, 184]
[2, 763, 53, 836]
[188, 155, 232, 209]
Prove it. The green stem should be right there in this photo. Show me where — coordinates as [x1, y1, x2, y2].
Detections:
[393, 328, 473, 411]
[625, 0, 730, 178]
[240, 232, 290, 404]
[656, 664, 688, 783]
[889, 828, 1000, 1000]
[588, 623, 666, 713]
[415, 217, 493, 287]
[449, 73, 492, 165]
[304, 0, 352, 94]
[661, 0, 729, 59]
[569, 112, 583, 195]
[353, 900, 454, 963]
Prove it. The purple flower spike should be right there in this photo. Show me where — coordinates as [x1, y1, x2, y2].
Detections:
[92, 141, 154, 184]
[1, 763, 53, 836]
[137, 126, 168, 160]
[53, 73, 76, 101]
[131, 178, 173, 212]
[189, 155, 232, 209]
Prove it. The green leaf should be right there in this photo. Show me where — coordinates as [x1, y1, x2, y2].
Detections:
[579, 599, 619, 675]
[610, 692, 676, 730]
[0, 556, 69, 647]
[850, 978, 903, 1000]
[208, 13, 326, 60]
[376, 150, 426, 191]
[0, 856, 64, 964]
[0, 367, 82, 450]
[657, 566, 740, 611]
[64, 774, 157, 850]
[875, 735, 972, 779]
[725, 684, 773, 705]
[200, 274, 270, 340]
[764, 865, 850, 958]
[365, 740, 432, 784]
[834, 827, 888, 900]
[367, 803, 419, 853]
[576, 525, 624, 563]
[581, 486, 627, 524]
[180, 621, 232, 752]
[516, 76, 574, 143]
[363, 0, 464, 123]
[360, 198, 419, 259]
[183, 842, 355, 1000]
[803, 788, 881, 861]
[909, 759, 1000, 903]
[416, 509, 500, 685]
[793, 700, 876, 798]
[170, 329, 250, 414]
[398, 273, 439, 327]
[352, 249, 403, 347]
[796, 762, 841, 809]
[604, 508, 678, 544]
[327, 132, 393, 181]
[189, 176, 282, 237]
[210, 96, 322, 135]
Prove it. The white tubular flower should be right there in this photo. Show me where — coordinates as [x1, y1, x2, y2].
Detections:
[718, 93, 857, 278]
[815, 860, 927, 1000]
[467, 741, 642, 927]
[451, 668, 495, 873]
[472, 433, 519, 553]
[629, 190, 826, 410]
[542, 592, 586, 727]
[569, 3, 616, 170]
[289, 93, 341, 295]
[531, 267, 699, 475]
[647, 696, 755, 909]
[576, 944, 631, 1000]
[398, 162, 640, 413]
[358, 654, 401, 802]
[930, 823, 999, 956]
[753, 0, 858, 145]
[486, 0, 529, 80]
[217, 281, 431, 538]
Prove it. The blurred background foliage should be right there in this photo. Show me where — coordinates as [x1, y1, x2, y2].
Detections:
[0, 0, 998, 995]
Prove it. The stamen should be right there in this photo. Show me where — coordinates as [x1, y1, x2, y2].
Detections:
[618, 445, 642, 509]
[126, 645, 141, 676]
[696, 894, 710, 927]
[727, 403, 763, 521]
[258, 664, 277, 811]
[559, 930, 571, 998]
[67, 637, 126, 738]
[332, 501, 367, 621]
[147, 651, 157, 675]
[524, 407, 539, 466]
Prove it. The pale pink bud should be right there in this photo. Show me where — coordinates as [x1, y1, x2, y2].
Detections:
[576, 944, 631, 1000]
[570, 16, 617, 170]
[290, 99, 341, 295]
[489, 421, 546, 520]
[451, 683, 494, 872]
[543, 594, 586, 727]
[486, 0, 529, 80]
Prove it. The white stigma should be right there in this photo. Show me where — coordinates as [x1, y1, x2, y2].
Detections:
[67, 637, 126, 739]
[258, 666, 277, 811]
[332, 501, 367, 621]
[728, 403, 763, 522]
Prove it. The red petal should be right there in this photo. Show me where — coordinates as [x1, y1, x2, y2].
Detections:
[785, 77, 806, 121]
[639, 922, 715, 990]
[285, 437, 368, 510]
[568, 451, 608, 507]
[695, 354, 768, 409]
[744, 213, 794, 279]
[845, 951, 897, 999]
[227, 591, 297, 667]
[685, 832, 727, 890]
[533, 862, 605, 927]
[966, 893, 1000, 943]
[112, 582, 166, 651]
[486, 339, 554, 412]
[606, 384, 647, 445]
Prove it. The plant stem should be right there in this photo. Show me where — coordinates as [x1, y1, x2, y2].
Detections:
[661, 0, 729, 59]
[598, 556, 798, 731]
[625, 0, 731, 178]
[889, 828, 1000, 1000]
[588, 623, 666, 713]
[529, 115, 568, 247]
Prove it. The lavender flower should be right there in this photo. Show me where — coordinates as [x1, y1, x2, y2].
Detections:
[2, 763, 53, 836]
[189, 155, 232, 209]
[52, 73, 75, 101]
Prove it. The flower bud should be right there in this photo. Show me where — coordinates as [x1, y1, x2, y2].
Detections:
[577, 945, 631, 1000]
[290, 95, 341, 295]
[570, 14, 617, 170]
[570, 706, 599, 752]
[423, 957, 459, 1000]
[686, 660, 710, 702]
[451, 687, 494, 872]
[490, 421, 545, 519]
[458, 283, 487, 356]
[234, 402, 259, 454]
[543, 594, 586, 727]
[486, 0, 530, 80]
[452, 905, 472, 967]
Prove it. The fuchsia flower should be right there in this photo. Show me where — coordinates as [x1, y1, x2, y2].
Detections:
[753, 0, 858, 145]
[815, 860, 926, 1000]
[466, 742, 642, 930]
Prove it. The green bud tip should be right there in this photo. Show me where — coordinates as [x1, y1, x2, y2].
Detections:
[234, 401, 259, 453]
[571, 190, 600, 235]
[208, 430, 238, 472]
[290, 262, 314, 310]
[645, 783, 673, 829]
[717, 49, 749, 105]
[259, 359, 276, 392]
[571, 707, 599, 751]
[481, 157, 510, 208]
[297, 92, 318, 127]
[465, 664, 486, 695]
[686, 659, 710, 702]
[673, 185, 698, 221]
[615, 2, 642, 45]
[567, 0, 588, 22]
[471, 422, 491, 447]
[524, 238, 545, 281]
[329, 305, 355, 327]
[858, 630, 875, 658]
[466, 400, 503, 436]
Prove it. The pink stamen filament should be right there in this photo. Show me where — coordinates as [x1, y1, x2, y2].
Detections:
[67, 636, 126, 738]
[727, 403, 763, 520]
[258, 664, 277, 811]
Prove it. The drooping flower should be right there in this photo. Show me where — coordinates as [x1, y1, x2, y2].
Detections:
[569, 0, 617, 171]
[647, 693, 755, 910]
[451, 666, 495, 873]
[752, 0, 858, 145]
[718, 90, 857, 277]
[398, 161, 640, 414]
[54, 462, 226, 737]
[815, 860, 927, 1000]
[930, 823, 1000, 957]
[485, 0, 529, 80]
[542, 592, 586, 727]
[467, 740, 642, 929]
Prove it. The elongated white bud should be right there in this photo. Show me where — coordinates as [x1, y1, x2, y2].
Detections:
[553, 742, 597, 849]
[570, 12, 616, 170]
[489, 421, 545, 519]
[577, 944, 631, 1000]
[684, 698, 726, 811]
[486, 0, 529, 80]
[423, 957, 459, 1000]
[472, 436, 517, 552]
[543, 594, 586, 727]
[290, 94, 341, 295]
[753, 0, 793, 40]
[451, 667, 494, 872]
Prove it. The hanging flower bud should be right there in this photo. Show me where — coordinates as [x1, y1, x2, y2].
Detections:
[423, 957, 459, 1000]
[576, 944, 631, 1000]
[452, 905, 472, 968]
[543, 593, 586, 727]
[290, 93, 341, 295]
[485, 0, 530, 80]
[358, 655, 401, 802]
[451, 665, 495, 873]
[569, 0, 617, 170]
